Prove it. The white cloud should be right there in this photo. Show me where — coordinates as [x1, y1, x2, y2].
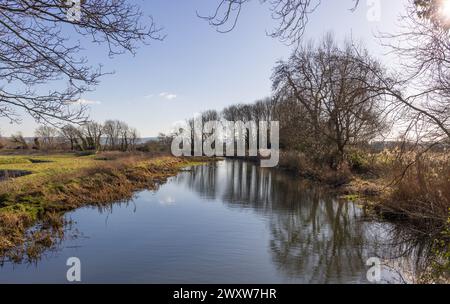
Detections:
[159, 92, 177, 100]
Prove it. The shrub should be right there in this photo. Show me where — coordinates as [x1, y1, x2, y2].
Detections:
[136, 140, 171, 154]
[321, 163, 353, 186]
[278, 151, 319, 178]
[347, 149, 370, 173]
[383, 152, 450, 232]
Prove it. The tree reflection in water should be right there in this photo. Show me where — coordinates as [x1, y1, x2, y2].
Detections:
[174, 160, 434, 283]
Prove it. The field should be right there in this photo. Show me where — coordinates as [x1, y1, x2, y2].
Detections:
[0, 152, 204, 260]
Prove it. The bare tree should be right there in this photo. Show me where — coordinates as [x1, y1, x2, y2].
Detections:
[202, 0, 360, 45]
[250, 98, 275, 123]
[102, 119, 138, 151]
[204, 0, 449, 143]
[35, 125, 59, 149]
[82, 121, 104, 151]
[379, 1, 450, 143]
[59, 124, 79, 151]
[127, 127, 139, 151]
[158, 132, 175, 146]
[0, 130, 7, 150]
[201, 110, 219, 123]
[273, 34, 389, 167]
[103, 120, 121, 150]
[273, 95, 310, 150]
[222, 104, 242, 122]
[10, 132, 28, 149]
[0, 0, 163, 126]
[117, 121, 131, 151]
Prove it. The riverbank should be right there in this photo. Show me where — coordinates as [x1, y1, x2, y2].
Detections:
[0, 153, 447, 281]
[0, 158, 423, 284]
[278, 150, 449, 225]
[0, 152, 205, 260]
[277, 150, 449, 282]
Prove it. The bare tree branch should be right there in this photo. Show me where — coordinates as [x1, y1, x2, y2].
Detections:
[200, 0, 360, 45]
[0, 0, 163, 126]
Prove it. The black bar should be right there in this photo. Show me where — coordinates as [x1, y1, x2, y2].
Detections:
[0, 284, 445, 303]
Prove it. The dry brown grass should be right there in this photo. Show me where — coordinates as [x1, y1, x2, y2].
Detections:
[279, 151, 353, 186]
[0, 153, 205, 261]
[279, 149, 449, 232]
[380, 152, 450, 232]
[0, 211, 33, 253]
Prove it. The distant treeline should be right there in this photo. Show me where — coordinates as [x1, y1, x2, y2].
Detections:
[0, 120, 143, 152]
[168, 34, 449, 171]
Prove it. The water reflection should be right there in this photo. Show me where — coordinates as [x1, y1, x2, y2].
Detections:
[174, 160, 431, 283]
[0, 160, 435, 283]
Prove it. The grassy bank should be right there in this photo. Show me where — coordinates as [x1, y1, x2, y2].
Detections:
[278, 149, 450, 282]
[0, 152, 204, 260]
[280, 150, 450, 282]
[278, 150, 449, 228]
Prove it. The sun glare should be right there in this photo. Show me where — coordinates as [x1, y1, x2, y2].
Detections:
[440, 0, 450, 20]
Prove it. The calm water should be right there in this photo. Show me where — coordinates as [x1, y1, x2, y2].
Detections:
[0, 160, 424, 283]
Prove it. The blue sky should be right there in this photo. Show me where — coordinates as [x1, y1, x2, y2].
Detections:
[1, 0, 407, 137]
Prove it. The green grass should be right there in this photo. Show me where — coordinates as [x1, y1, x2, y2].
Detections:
[0, 154, 203, 181]
[0, 153, 197, 205]
[0, 152, 207, 259]
[0, 154, 101, 184]
[341, 194, 360, 201]
[0, 156, 33, 165]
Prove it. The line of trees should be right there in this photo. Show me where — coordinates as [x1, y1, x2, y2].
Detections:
[60, 120, 139, 152]
[5, 120, 139, 152]
[59, 120, 139, 151]
[166, 97, 278, 156]
[202, 1, 450, 151]
[172, 35, 393, 168]
[207, 0, 450, 142]
[175, 29, 449, 170]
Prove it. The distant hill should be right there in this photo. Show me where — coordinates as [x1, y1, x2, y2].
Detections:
[139, 137, 158, 143]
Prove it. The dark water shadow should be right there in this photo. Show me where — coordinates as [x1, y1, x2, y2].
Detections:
[0, 170, 32, 181]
